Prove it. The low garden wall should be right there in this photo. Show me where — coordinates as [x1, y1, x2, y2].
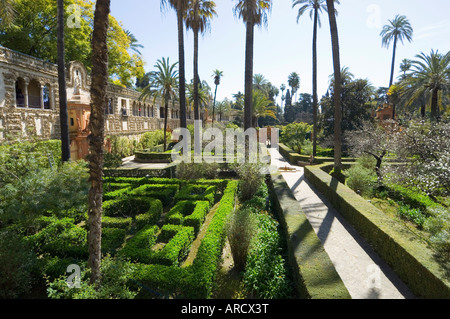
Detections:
[278, 143, 355, 166]
[267, 171, 351, 299]
[304, 163, 450, 299]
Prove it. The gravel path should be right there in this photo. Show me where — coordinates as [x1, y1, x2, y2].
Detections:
[269, 148, 415, 299]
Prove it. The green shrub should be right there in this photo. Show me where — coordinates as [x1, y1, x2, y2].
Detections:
[103, 186, 132, 201]
[243, 213, 292, 299]
[424, 207, 450, 258]
[226, 208, 258, 271]
[166, 201, 196, 225]
[234, 162, 265, 202]
[189, 180, 238, 298]
[128, 184, 179, 206]
[47, 255, 138, 299]
[0, 161, 89, 233]
[130, 263, 187, 298]
[103, 197, 163, 219]
[151, 225, 195, 266]
[174, 185, 216, 206]
[102, 227, 127, 254]
[119, 225, 159, 264]
[134, 151, 174, 163]
[184, 201, 210, 234]
[387, 184, 441, 214]
[25, 218, 88, 259]
[344, 164, 376, 198]
[0, 230, 38, 298]
[397, 203, 428, 228]
[0, 140, 62, 186]
[102, 216, 132, 230]
[176, 162, 220, 180]
[40, 256, 84, 281]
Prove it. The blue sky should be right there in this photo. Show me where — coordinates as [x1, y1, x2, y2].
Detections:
[110, 0, 450, 106]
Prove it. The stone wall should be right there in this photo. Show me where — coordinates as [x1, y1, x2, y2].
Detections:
[0, 46, 187, 144]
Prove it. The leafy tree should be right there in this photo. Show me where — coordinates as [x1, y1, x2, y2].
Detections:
[380, 14, 413, 88]
[388, 120, 450, 197]
[0, 0, 16, 25]
[88, 0, 110, 286]
[0, 0, 143, 88]
[281, 122, 312, 154]
[160, 0, 189, 129]
[185, 0, 217, 122]
[345, 121, 396, 183]
[140, 58, 179, 151]
[321, 76, 374, 138]
[233, 0, 272, 131]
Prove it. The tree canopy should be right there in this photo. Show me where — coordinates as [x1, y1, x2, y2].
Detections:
[0, 0, 144, 88]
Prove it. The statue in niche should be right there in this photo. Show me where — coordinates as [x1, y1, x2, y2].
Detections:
[73, 70, 81, 96]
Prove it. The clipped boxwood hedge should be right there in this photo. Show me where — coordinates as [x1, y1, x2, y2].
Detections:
[128, 184, 179, 206]
[174, 184, 216, 206]
[134, 151, 174, 163]
[129, 180, 239, 299]
[278, 143, 354, 165]
[304, 163, 450, 299]
[267, 171, 351, 299]
[103, 196, 163, 222]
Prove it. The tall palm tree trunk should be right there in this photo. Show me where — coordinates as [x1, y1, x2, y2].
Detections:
[312, 7, 318, 158]
[212, 84, 218, 126]
[57, 0, 71, 162]
[244, 12, 254, 132]
[177, 8, 187, 129]
[431, 88, 438, 121]
[389, 35, 398, 88]
[88, 0, 110, 286]
[326, 0, 342, 170]
[193, 28, 200, 121]
[164, 97, 169, 151]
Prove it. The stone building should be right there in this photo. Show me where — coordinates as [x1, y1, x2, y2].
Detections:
[0, 46, 188, 160]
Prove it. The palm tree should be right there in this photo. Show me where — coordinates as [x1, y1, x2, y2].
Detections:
[88, 0, 110, 286]
[187, 78, 212, 121]
[293, 0, 339, 157]
[160, 0, 188, 129]
[141, 58, 179, 151]
[124, 29, 144, 55]
[233, 0, 272, 131]
[380, 15, 413, 89]
[280, 83, 286, 109]
[252, 90, 276, 127]
[326, 0, 342, 170]
[287, 72, 300, 102]
[185, 0, 217, 122]
[212, 69, 223, 125]
[400, 50, 450, 121]
[57, 0, 71, 163]
[400, 58, 412, 77]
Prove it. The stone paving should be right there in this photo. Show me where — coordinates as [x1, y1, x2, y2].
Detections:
[269, 148, 416, 299]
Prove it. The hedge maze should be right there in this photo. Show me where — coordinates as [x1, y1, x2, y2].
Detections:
[27, 176, 238, 299]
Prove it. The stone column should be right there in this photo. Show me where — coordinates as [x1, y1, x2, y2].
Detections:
[23, 78, 29, 108]
[39, 82, 44, 110]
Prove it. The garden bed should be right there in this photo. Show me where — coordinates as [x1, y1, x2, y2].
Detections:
[304, 163, 450, 299]
[24, 177, 239, 299]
